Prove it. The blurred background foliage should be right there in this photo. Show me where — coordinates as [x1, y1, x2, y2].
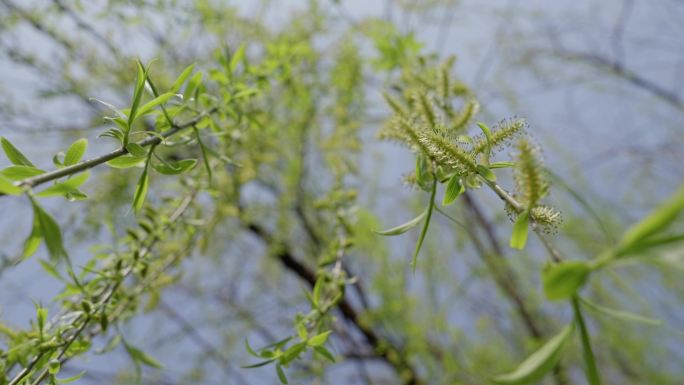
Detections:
[0, 1, 683, 384]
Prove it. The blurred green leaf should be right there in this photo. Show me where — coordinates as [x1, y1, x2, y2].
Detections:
[542, 261, 591, 300]
[492, 324, 574, 385]
[510, 211, 529, 250]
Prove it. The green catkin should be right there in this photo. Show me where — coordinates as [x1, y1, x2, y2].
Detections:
[472, 117, 526, 154]
[450, 98, 480, 132]
[530, 204, 563, 233]
[416, 129, 478, 174]
[416, 92, 437, 128]
[383, 92, 407, 115]
[514, 139, 549, 207]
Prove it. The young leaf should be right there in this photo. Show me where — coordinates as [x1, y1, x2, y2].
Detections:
[125, 143, 148, 157]
[107, 155, 146, 169]
[229, 43, 246, 73]
[39, 259, 63, 280]
[171, 63, 196, 93]
[126, 61, 147, 144]
[280, 342, 306, 365]
[542, 261, 591, 301]
[579, 297, 661, 326]
[183, 72, 203, 101]
[0, 175, 22, 195]
[307, 331, 332, 347]
[132, 161, 150, 213]
[276, 364, 288, 384]
[151, 159, 197, 175]
[36, 172, 90, 198]
[1, 137, 34, 166]
[23, 214, 42, 259]
[1, 165, 45, 180]
[489, 161, 515, 169]
[572, 298, 602, 385]
[29, 197, 68, 260]
[492, 324, 574, 385]
[617, 183, 684, 255]
[442, 175, 464, 206]
[510, 211, 529, 250]
[192, 126, 212, 183]
[374, 209, 427, 236]
[476, 121, 493, 162]
[134, 92, 175, 120]
[313, 346, 335, 362]
[476, 164, 497, 182]
[124, 342, 163, 369]
[412, 179, 437, 271]
[64, 138, 87, 166]
[241, 359, 276, 369]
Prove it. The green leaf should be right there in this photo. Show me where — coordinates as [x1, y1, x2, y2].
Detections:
[1, 137, 34, 166]
[542, 261, 591, 300]
[510, 211, 529, 250]
[132, 161, 150, 213]
[36, 172, 90, 198]
[0, 175, 22, 195]
[229, 44, 246, 73]
[276, 364, 288, 384]
[39, 259, 63, 280]
[476, 164, 497, 182]
[126, 61, 147, 144]
[125, 143, 148, 157]
[313, 346, 335, 362]
[23, 214, 42, 259]
[106, 155, 146, 169]
[579, 297, 661, 326]
[1, 165, 45, 180]
[374, 209, 427, 236]
[280, 342, 306, 365]
[64, 138, 87, 166]
[29, 197, 68, 260]
[476, 121, 492, 162]
[171, 63, 196, 93]
[56, 371, 85, 384]
[125, 343, 163, 369]
[617, 183, 684, 255]
[572, 298, 602, 385]
[151, 159, 197, 175]
[183, 71, 203, 101]
[193, 126, 212, 183]
[307, 331, 331, 347]
[442, 175, 464, 206]
[241, 359, 276, 368]
[134, 92, 175, 120]
[492, 324, 574, 385]
[412, 179, 436, 271]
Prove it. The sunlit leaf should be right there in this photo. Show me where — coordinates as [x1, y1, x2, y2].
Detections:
[542, 261, 591, 300]
[64, 138, 88, 166]
[510, 211, 529, 250]
[1, 137, 34, 166]
[374, 209, 427, 236]
[442, 175, 464, 206]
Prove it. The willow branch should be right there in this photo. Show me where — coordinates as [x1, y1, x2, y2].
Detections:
[0, 108, 216, 197]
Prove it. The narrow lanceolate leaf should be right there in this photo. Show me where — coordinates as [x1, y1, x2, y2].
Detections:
[134, 92, 175, 120]
[476, 121, 493, 162]
[229, 43, 246, 73]
[276, 364, 288, 384]
[36, 172, 89, 198]
[132, 162, 150, 213]
[617, 183, 684, 255]
[412, 179, 437, 271]
[0, 175, 22, 195]
[151, 159, 197, 175]
[307, 331, 332, 347]
[64, 138, 87, 166]
[126, 61, 147, 144]
[510, 211, 530, 250]
[572, 298, 602, 385]
[183, 71, 203, 101]
[56, 371, 86, 384]
[314, 346, 335, 362]
[489, 161, 515, 169]
[107, 155, 146, 169]
[29, 197, 68, 260]
[374, 209, 427, 236]
[171, 63, 196, 93]
[124, 342, 163, 368]
[492, 324, 574, 385]
[442, 175, 464, 206]
[0, 165, 45, 180]
[1, 137, 34, 166]
[125, 143, 148, 157]
[579, 297, 662, 326]
[476, 164, 496, 182]
[23, 213, 42, 258]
